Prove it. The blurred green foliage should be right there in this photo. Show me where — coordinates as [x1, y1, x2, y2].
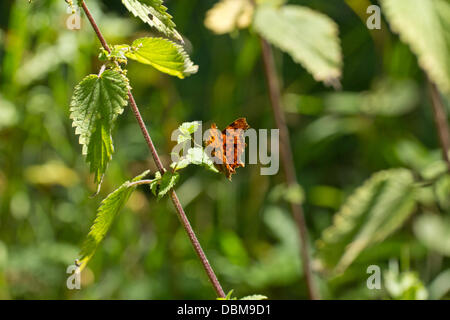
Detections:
[0, 0, 449, 299]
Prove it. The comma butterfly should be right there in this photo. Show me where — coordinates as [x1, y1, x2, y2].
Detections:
[205, 118, 250, 180]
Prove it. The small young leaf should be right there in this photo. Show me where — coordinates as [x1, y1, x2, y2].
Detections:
[125, 37, 198, 79]
[202, 151, 220, 173]
[177, 121, 200, 143]
[253, 5, 342, 86]
[121, 0, 183, 42]
[70, 69, 129, 187]
[179, 121, 200, 136]
[171, 147, 220, 173]
[157, 171, 180, 199]
[77, 170, 150, 271]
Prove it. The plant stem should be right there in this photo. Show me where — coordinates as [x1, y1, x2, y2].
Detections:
[259, 38, 320, 300]
[428, 80, 450, 171]
[80, 1, 225, 298]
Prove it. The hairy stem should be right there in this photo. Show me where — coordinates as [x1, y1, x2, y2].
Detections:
[80, 1, 225, 298]
[428, 80, 450, 171]
[259, 38, 319, 300]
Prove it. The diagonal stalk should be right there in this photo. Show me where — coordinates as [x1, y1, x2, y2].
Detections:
[80, 0, 225, 298]
[428, 80, 450, 171]
[259, 38, 320, 300]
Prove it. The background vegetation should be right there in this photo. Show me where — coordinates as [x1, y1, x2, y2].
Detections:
[0, 0, 449, 299]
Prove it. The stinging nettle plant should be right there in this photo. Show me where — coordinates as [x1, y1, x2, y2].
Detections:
[26, 0, 266, 300]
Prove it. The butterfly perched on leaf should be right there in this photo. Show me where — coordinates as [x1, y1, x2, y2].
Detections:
[205, 118, 250, 180]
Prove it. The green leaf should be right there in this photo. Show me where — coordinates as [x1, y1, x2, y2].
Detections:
[413, 214, 450, 257]
[150, 171, 162, 196]
[157, 171, 180, 200]
[317, 169, 417, 274]
[177, 121, 200, 143]
[171, 147, 219, 173]
[381, 0, 450, 95]
[241, 294, 268, 300]
[125, 37, 198, 79]
[179, 121, 200, 136]
[77, 170, 150, 271]
[204, 0, 254, 35]
[217, 290, 238, 300]
[253, 4, 342, 86]
[70, 69, 129, 186]
[121, 0, 182, 42]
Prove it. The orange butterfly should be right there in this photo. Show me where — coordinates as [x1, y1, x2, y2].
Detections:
[205, 118, 250, 180]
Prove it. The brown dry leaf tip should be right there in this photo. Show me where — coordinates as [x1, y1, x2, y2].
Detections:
[205, 118, 250, 180]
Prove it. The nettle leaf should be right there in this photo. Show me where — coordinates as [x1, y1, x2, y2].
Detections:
[100, 45, 129, 65]
[177, 121, 200, 143]
[179, 121, 200, 136]
[317, 169, 417, 274]
[205, 0, 254, 35]
[125, 37, 198, 79]
[171, 147, 219, 173]
[77, 170, 150, 271]
[157, 171, 180, 200]
[381, 0, 450, 95]
[150, 171, 162, 196]
[121, 0, 183, 42]
[253, 5, 342, 86]
[170, 121, 219, 173]
[70, 69, 129, 186]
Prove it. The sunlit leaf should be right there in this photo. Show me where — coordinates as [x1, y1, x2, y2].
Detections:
[121, 0, 182, 42]
[157, 171, 180, 199]
[70, 69, 129, 187]
[253, 4, 342, 86]
[381, 0, 450, 94]
[125, 37, 198, 79]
